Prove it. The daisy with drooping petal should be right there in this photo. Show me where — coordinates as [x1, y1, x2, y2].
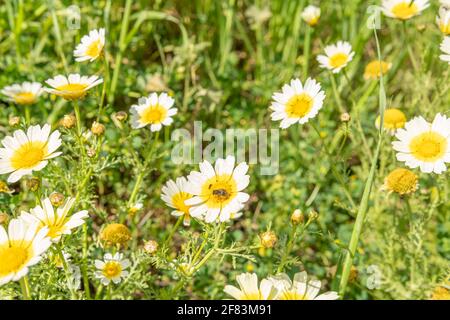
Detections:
[161, 177, 194, 226]
[74, 28, 105, 62]
[130, 92, 177, 132]
[381, 168, 418, 195]
[437, 6, 450, 35]
[317, 41, 355, 73]
[0, 124, 62, 183]
[19, 197, 88, 242]
[392, 113, 450, 174]
[94, 253, 130, 285]
[375, 108, 407, 135]
[381, 0, 429, 20]
[45, 74, 103, 100]
[270, 78, 325, 129]
[1, 82, 43, 105]
[224, 273, 278, 300]
[184, 156, 250, 223]
[0, 218, 51, 286]
[364, 60, 392, 80]
[268, 271, 339, 300]
[301, 5, 320, 26]
[440, 37, 450, 64]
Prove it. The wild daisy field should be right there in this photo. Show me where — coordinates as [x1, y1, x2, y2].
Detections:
[0, 0, 449, 301]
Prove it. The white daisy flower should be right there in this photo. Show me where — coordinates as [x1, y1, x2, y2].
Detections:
[437, 6, 450, 35]
[0, 124, 62, 183]
[392, 113, 450, 174]
[1, 82, 43, 105]
[441, 0, 450, 9]
[381, 0, 429, 20]
[161, 177, 194, 226]
[268, 271, 339, 300]
[270, 78, 325, 129]
[19, 197, 88, 242]
[440, 37, 450, 64]
[184, 156, 250, 223]
[44, 74, 103, 101]
[224, 273, 278, 300]
[130, 92, 177, 132]
[317, 41, 355, 73]
[94, 252, 130, 285]
[73, 28, 105, 62]
[128, 202, 143, 216]
[0, 218, 51, 286]
[301, 5, 320, 26]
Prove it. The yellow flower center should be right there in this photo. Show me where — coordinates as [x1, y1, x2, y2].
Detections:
[364, 60, 391, 79]
[409, 132, 447, 162]
[46, 224, 65, 239]
[391, 2, 418, 20]
[240, 291, 263, 300]
[102, 261, 122, 279]
[85, 39, 103, 58]
[285, 93, 313, 118]
[201, 175, 237, 209]
[141, 104, 167, 124]
[431, 286, 450, 300]
[172, 191, 192, 214]
[55, 83, 88, 100]
[100, 223, 131, 246]
[279, 290, 310, 300]
[306, 16, 319, 26]
[14, 92, 36, 105]
[11, 141, 47, 170]
[385, 168, 418, 195]
[439, 22, 450, 35]
[383, 108, 406, 129]
[0, 241, 32, 277]
[329, 53, 349, 68]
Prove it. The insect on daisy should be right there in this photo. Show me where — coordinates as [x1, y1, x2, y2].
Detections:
[161, 177, 194, 226]
[382, 0, 429, 20]
[184, 156, 250, 223]
[375, 108, 407, 135]
[0, 218, 51, 286]
[224, 273, 278, 300]
[45, 74, 103, 100]
[1, 82, 43, 105]
[94, 252, 130, 285]
[301, 5, 320, 26]
[392, 113, 450, 174]
[364, 60, 392, 80]
[0, 124, 62, 183]
[317, 41, 355, 73]
[19, 197, 88, 242]
[130, 92, 177, 132]
[268, 271, 339, 300]
[73, 28, 105, 62]
[270, 78, 325, 129]
[440, 37, 450, 64]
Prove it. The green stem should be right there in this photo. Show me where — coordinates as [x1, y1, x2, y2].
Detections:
[329, 73, 345, 112]
[277, 224, 299, 273]
[48, 0, 68, 72]
[73, 100, 82, 137]
[302, 25, 311, 80]
[55, 243, 77, 299]
[81, 224, 91, 299]
[402, 21, 419, 71]
[19, 276, 31, 300]
[164, 215, 183, 247]
[24, 105, 30, 125]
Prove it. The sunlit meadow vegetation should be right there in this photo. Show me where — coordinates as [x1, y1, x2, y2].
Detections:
[0, 0, 449, 300]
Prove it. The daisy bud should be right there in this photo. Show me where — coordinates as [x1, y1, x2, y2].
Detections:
[291, 209, 304, 225]
[26, 177, 41, 192]
[114, 111, 128, 122]
[60, 114, 76, 129]
[100, 223, 131, 247]
[143, 239, 159, 255]
[259, 231, 277, 248]
[8, 116, 21, 127]
[349, 266, 359, 283]
[87, 148, 96, 158]
[0, 212, 9, 225]
[308, 209, 319, 221]
[340, 112, 351, 122]
[49, 192, 65, 207]
[91, 121, 105, 136]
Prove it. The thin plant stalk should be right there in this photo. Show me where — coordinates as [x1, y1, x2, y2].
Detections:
[19, 276, 31, 300]
[55, 243, 77, 299]
[302, 25, 312, 80]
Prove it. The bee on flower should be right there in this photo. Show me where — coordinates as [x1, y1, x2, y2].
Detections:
[73, 28, 105, 62]
[317, 41, 355, 74]
[381, 0, 429, 20]
[161, 177, 194, 226]
[392, 113, 450, 174]
[45, 74, 103, 101]
[0, 124, 62, 183]
[270, 78, 325, 129]
[1, 82, 43, 105]
[0, 219, 51, 286]
[375, 108, 407, 135]
[94, 253, 130, 285]
[19, 197, 88, 242]
[301, 5, 320, 26]
[224, 273, 278, 300]
[130, 92, 177, 132]
[184, 156, 250, 223]
[440, 37, 450, 64]
[268, 271, 339, 300]
[364, 60, 392, 80]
